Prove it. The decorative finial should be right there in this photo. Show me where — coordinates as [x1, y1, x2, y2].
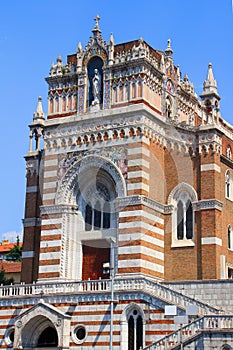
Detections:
[94, 14, 100, 29]
[56, 55, 62, 64]
[165, 39, 173, 57]
[139, 36, 143, 43]
[184, 74, 189, 82]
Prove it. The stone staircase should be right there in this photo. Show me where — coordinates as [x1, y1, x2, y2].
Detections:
[143, 315, 233, 350]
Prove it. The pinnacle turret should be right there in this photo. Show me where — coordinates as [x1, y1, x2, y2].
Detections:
[28, 97, 45, 154]
[201, 63, 220, 99]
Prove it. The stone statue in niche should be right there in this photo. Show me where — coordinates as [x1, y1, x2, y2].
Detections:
[92, 68, 101, 106]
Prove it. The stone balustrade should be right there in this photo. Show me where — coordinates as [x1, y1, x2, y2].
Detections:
[0, 277, 221, 315]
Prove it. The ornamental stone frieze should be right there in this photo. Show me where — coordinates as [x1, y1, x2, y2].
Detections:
[198, 129, 222, 154]
[43, 112, 199, 154]
[57, 146, 128, 182]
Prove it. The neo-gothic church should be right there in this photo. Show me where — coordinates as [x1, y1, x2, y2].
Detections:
[1, 16, 233, 350]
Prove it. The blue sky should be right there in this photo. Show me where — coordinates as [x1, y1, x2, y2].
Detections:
[0, 0, 232, 242]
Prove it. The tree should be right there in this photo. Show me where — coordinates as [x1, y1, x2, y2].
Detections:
[6, 236, 22, 262]
[0, 270, 14, 285]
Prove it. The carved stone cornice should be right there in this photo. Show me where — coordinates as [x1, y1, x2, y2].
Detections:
[193, 199, 223, 212]
[40, 204, 78, 216]
[116, 195, 173, 214]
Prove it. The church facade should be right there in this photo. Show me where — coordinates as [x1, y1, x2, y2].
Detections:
[1, 17, 233, 350]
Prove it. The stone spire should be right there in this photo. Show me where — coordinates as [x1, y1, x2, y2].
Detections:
[201, 63, 220, 99]
[32, 97, 45, 124]
[200, 63, 221, 123]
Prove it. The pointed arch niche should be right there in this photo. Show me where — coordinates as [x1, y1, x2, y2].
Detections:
[87, 56, 104, 107]
[54, 155, 126, 281]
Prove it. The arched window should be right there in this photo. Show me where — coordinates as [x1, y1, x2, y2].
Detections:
[49, 97, 54, 114]
[138, 81, 142, 98]
[177, 200, 184, 240]
[168, 183, 197, 247]
[228, 225, 232, 250]
[103, 202, 110, 229]
[85, 203, 92, 231]
[94, 201, 101, 229]
[55, 95, 59, 113]
[83, 186, 112, 231]
[127, 309, 143, 350]
[132, 82, 136, 99]
[119, 84, 123, 102]
[226, 146, 232, 160]
[128, 315, 134, 350]
[77, 168, 118, 233]
[226, 170, 232, 199]
[62, 95, 66, 112]
[67, 94, 72, 110]
[186, 200, 193, 239]
[176, 199, 193, 241]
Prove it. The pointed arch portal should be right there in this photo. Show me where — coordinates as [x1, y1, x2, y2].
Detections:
[54, 155, 127, 281]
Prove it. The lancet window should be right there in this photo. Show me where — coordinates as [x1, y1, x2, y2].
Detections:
[169, 183, 197, 247]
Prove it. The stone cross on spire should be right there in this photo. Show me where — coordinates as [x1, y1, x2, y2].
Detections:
[92, 14, 102, 38]
[94, 14, 100, 29]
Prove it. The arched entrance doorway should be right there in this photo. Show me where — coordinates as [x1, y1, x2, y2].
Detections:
[20, 315, 58, 349]
[55, 155, 127, 281]
[13, 301, 71, 349]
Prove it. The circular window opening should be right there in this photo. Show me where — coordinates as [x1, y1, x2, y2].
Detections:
[133, 310, 138, 316]
[73, 325, 87, 344]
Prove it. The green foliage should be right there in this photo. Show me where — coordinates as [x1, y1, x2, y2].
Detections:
[6, 236, 22, 262]
[0, 269, 14, 285]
